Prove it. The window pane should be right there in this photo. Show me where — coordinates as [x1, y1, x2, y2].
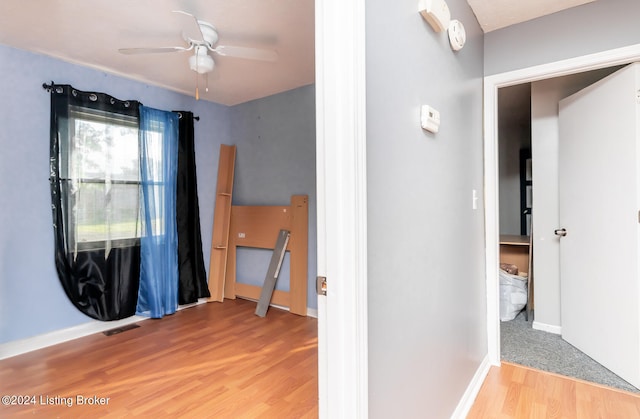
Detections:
[71, 113, 139, 182]
[63, 106, 141, 250]
[74, 183, 140, 244]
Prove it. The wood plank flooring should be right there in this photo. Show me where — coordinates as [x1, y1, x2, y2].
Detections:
[7, 301, 640, 419]
[0, 298, 318, 418]
[468, 362, 640, 418]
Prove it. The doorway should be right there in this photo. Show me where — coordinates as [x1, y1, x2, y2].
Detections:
[484, 44, 640, 388]
[495, 66, 639, 392]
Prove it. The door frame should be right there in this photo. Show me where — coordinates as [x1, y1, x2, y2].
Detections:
[315, 0, 368, 417]
[484, 43, 640, 365]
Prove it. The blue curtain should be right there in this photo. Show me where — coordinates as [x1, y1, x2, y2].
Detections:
[137, 106, 179, 318]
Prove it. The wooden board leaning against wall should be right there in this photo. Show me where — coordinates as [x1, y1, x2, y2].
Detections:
[207, 144, 236, 302]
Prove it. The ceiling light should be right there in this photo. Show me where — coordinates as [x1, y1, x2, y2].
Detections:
[189, 47, 215, 74]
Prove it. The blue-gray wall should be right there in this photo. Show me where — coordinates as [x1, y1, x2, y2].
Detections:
[230, 86, 317, 310]
[484, 0, 640, 76]
[0, 43, 317, 345]
[366, 1, 486, 417]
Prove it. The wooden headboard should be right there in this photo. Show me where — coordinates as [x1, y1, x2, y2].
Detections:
[224, 195, 308, 316]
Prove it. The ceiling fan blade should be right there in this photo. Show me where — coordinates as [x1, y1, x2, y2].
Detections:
[172, 10, 195, 18]
[172, 10, 207, 43]
[211, 45, 278, 62]
[118, 46, 191, 55]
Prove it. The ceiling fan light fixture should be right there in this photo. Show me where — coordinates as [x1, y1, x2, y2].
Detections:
[189, 50, 215, 74]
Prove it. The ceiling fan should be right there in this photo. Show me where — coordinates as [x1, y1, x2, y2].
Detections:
[118, 11, 278, 100]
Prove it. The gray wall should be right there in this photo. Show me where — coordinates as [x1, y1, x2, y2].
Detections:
[366, 1, 486, 417]
[485, 0, 640, 76]
[230, 85, 317, 310]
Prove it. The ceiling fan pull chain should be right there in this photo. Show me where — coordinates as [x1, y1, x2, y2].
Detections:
[195, 74, 200, 100]
[195, 57, 200, 100]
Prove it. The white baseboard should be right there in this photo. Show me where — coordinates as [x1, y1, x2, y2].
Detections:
[234, 295, 317, 318]
[248, 302, 317, 318]
[0, 300, 317, 360]
[532, 321, 562, 335]
[0, 315, 148, 360]
[450, 354, 492, 419]
[0, 299, 208, 361]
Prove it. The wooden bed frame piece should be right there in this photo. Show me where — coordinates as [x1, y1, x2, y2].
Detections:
[207, 144, 236, 302]
[224, 195, 308, 316]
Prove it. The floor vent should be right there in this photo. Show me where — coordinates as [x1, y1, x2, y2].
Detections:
[103, 324, 140, 336]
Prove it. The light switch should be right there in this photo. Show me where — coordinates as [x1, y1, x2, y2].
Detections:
[421, 105, 440, 133]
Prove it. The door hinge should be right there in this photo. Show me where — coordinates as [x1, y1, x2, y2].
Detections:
[316, 276, 327, 296]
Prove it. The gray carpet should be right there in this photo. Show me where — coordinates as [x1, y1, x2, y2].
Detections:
[501, 311, 639, 393]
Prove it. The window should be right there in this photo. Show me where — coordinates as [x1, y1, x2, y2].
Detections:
[60, 106, 141, 251]
[48, 83, 207, 320]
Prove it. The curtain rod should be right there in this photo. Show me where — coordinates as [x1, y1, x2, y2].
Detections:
[177, 112, 200, 121]
[43, 82, 199, 121]
[42, 82, 54, 92]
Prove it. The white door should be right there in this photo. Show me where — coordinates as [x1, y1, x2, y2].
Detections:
[558, 63, 640, 388]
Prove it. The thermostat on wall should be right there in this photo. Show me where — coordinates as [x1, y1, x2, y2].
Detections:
[421, 105, 440, 133]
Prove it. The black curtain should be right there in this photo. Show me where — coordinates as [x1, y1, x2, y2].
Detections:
[48, 84, 141, 320]
[175, 111, 210, 303]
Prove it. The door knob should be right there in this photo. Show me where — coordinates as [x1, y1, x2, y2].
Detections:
[554, 228, 567, 237]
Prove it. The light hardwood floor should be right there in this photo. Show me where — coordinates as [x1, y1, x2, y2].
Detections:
[468, 362, 640, 418]
[0, 298, 318, 418]
[5, 300, 640, 418]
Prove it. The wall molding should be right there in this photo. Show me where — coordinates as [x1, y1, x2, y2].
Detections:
[315, 0, 368, 416]
[0, 314, 148, 360]
[451, 355, 492, 418]
[532, 321, 562, 335]
[0, 300, 207, 360]
[1, 300, 318, 361]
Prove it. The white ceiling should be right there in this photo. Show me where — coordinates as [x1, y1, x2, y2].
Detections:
[0, 0, 315, 106]
[0, 0, 595, 105]
[467, 0, 597, 33]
